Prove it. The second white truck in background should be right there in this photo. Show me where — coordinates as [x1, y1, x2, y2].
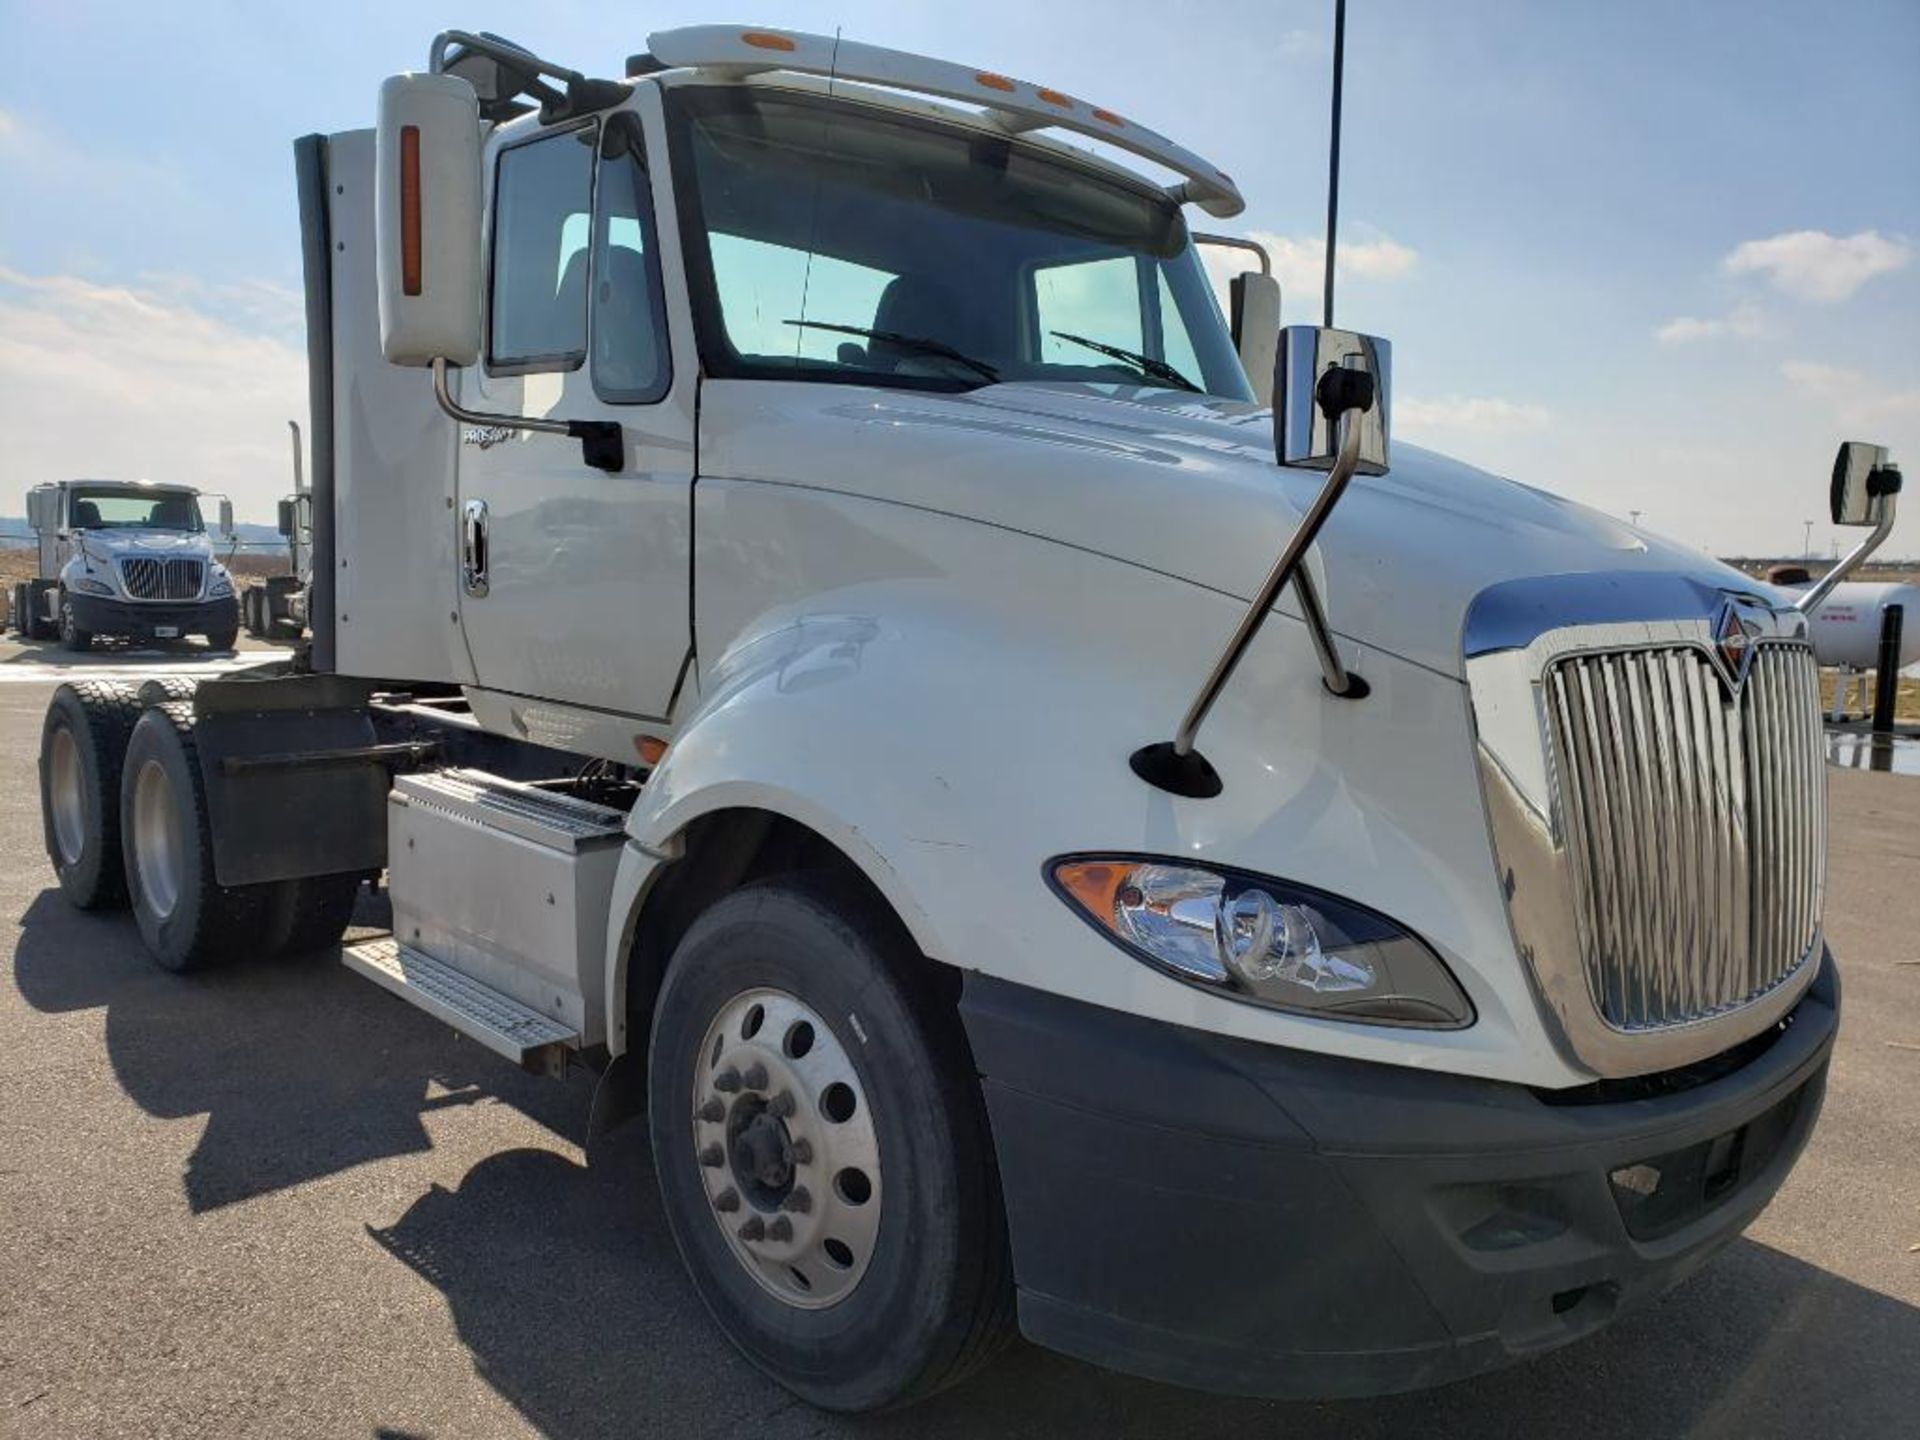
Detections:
[13, 479, 240, 651]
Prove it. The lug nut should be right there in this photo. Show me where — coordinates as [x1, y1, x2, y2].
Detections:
[789, 1139, 813, 1165]
[769, 1090, 796, 1119]
[698, 1098, 726, 1123]
[738, 1216, 765, 1242]
[743, 1062, 769, 1092]
[699, 1143, 724, 1168]
[714, 1067, 742, 1093]
[767, 1216, 793, 1243]
[784, 1186, 812, 1214]
[713, 1187, 740, 1213]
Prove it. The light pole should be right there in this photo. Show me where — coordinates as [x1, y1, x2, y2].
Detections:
[1628, 509, 1642, 529]
[1803, 519, 1814, 558]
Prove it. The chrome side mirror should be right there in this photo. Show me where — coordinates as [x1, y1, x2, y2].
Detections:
[1831, 440, 1901, 527]
[1274, 326, 1391, 474]
[1798, 441, 1902, 615]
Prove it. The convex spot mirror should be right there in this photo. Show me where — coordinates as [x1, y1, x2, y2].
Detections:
[375, 72, 483, 368]
[1830, 440, 1902, 527]
[1274, 326, 1391, 474]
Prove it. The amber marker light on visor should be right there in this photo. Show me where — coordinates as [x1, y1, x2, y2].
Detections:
[1048, 856, 1474, 1029]
[399, 124, 422, 297]
[741, 30, 797, 51]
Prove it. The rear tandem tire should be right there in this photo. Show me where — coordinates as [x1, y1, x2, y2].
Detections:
[119, 702, 277, 971]
[39, 681, 143, 909]
[25, 582, 57, 641]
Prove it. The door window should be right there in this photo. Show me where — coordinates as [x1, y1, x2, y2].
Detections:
[590, 119, 673, 403]
[489, 126, 597, 370]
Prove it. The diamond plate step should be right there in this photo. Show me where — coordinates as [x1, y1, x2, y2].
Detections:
[343, 937, 578, 1076]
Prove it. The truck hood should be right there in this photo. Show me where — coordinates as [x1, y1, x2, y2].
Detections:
[704, 380, 1755, 677]
[75, 529, 216, 561]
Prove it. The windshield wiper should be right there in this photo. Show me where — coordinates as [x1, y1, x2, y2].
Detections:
[784, 320, 1000, 385]
[1048, 331, 1200, 393]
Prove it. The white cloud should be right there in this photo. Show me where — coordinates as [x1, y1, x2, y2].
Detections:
[1780, 360, 1920, 424]
[0, 269, 306, 521]
[1396, 395, 1550, 435]
[1655, 301, 1768, 345]
[1723, 229, 1910, 303]
[1200, 229, 1417, 312]
[0, 108, 17, 144]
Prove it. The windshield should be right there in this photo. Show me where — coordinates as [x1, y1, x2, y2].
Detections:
[67, 487, 204, 531]
[669, 87, 1253, 401]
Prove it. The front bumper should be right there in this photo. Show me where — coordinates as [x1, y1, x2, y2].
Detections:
[66, 592, 238, 641]
[960, 954, 1838, 1400]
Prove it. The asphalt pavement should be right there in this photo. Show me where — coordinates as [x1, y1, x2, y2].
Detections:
[1, 657, 1916, 1438]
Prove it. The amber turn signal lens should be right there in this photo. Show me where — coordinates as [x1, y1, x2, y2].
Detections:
[398, 124, 422, 297]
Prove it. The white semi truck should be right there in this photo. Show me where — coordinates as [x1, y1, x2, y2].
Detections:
[13, 479, 241, 651]
[241, 423, 315, 641]
[34, 25, 1905, 1412]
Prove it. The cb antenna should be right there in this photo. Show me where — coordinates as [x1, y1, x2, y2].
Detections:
[1322, 0, 1347, 328]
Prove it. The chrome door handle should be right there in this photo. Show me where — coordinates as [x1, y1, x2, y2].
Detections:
[462, 499, 490, 597]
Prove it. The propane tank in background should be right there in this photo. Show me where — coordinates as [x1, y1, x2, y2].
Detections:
[1773, 580, 1920, 670]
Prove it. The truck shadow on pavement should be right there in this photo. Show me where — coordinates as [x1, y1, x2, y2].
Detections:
[13, 887, 1918, 1439]
[372, 1138, 1920, 1440]
[11, 888, 586, 1213]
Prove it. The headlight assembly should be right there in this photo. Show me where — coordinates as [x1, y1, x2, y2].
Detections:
[1049, 856, 1473, 1028]
[209, 568, 234, 597]
[70, 576, 114, 596]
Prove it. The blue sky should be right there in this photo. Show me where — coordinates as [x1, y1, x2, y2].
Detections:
[1, 0, 1914, 557]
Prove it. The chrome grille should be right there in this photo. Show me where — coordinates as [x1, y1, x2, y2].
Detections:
[120, 557, 204, 600]
[1543, 642, 1824, 1032]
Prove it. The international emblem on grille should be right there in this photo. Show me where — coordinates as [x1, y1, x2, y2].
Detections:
[1711, 596, 1767, 693]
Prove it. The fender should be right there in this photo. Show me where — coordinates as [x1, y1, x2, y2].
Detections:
[600, 481, 1566, 1085]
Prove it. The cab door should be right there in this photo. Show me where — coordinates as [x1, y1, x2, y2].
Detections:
[455, 105, 693, 725]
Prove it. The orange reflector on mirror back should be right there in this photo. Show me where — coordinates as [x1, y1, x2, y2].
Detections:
[741, 31, 796, 51]
[399, 124, 422, 297]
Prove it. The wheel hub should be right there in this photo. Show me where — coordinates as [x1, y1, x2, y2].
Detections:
[47, 726, 86, 867]
[131, 758, 183, 921]
[730, 1106, 795, 1197]
[692, 988, 881, 1310]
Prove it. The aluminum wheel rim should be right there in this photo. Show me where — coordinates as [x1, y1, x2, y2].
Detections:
[47, 727, 86, 866]
[692, 987, 881, 1310]
[132, 759, 183, 921]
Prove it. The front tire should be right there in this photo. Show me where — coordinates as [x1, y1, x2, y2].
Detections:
[205, 622, 238, 652]
[57, 591, 94, 652]
[120, 703, 275, 971]
[39, 681, 142, 909]
[648, 879, 1012, 1412]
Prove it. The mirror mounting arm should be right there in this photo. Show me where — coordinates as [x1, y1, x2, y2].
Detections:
[1131, 370, 1375, 799]
[431, 358, 624, 473]
[1796, 469, 1900, 616]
